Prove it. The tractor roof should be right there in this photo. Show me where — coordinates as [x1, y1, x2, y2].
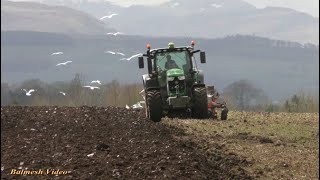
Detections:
[149, 46, 194, 55]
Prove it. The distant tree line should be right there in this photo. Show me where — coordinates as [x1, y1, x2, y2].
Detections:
[1, 76, 318, 113]
[1, 73, 144, 108]
[220, 80, 318, 113]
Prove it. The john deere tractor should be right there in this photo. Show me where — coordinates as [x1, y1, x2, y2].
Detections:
[138, 41, 208, 122]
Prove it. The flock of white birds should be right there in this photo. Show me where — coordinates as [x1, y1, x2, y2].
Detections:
[22, 13, 145, 109]
[21, 13, 145, 109]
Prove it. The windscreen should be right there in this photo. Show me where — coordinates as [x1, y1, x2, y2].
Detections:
[155, 51, 191, 72]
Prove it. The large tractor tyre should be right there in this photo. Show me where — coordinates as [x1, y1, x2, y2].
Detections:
[146, 90, 162, 122]
[192, 87, 208, 119]
[221, 108, 228, 120]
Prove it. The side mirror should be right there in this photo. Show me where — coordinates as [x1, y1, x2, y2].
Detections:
[200, 51, 206, 63]
[138, 56, 144, 69]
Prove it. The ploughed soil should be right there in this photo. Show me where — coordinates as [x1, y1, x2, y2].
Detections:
[1, 106, 252, 180]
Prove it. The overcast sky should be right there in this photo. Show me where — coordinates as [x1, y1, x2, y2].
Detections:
[106, 0, 319, 17]
[8, 0, 319, 17]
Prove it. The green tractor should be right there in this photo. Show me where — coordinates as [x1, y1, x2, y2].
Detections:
[138, 41, 208, 122]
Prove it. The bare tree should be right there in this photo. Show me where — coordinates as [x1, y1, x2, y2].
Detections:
[68, 73, 84, 106]
[222, 79, 269, 111]
[283, 92, 319, 112]
[105, 80, 120, 106]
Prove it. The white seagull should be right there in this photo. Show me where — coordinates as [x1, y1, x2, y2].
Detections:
[139, 89, 145, 100]
[132, 102, 143, 109]
[170, 2, 180, 8]
[87, 152, 95, 157]
[56, 61, 72, 66]
[107, 32, 123, 36]
[126, 104, 130, 109]
[105, 51, 116, 54]
[116, 52, 126, 56]
[22, 89, 36, 96]
[91, 80, 101, 85]
[120, 53, 143, 61]
[83, 86, 100, 90]
[104, 51, 125, 56]
[211, 3, 223, 8]
[59, 91, 66, 96]
[51, 52, 63, 55]
[99, 13, 118, 20]
[139, 89, 145, 94]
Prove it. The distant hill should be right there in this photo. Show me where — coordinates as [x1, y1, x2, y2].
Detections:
[1, 0, 115, 35]
[1, 31, 318, 100]
[29, 0, 319, 44]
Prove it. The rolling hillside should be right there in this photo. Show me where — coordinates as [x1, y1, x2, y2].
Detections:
[28, 0, 320, 44]
[1, 0, 115, 35]
[1, 31, 319, 100]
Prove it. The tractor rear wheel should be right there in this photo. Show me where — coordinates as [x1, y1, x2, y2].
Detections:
[192, 86, 208, 119]
[146, 90, 162, 122]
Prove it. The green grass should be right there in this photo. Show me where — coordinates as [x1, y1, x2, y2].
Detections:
[163, 111, 319, 179]
[164, 111, 319, 145]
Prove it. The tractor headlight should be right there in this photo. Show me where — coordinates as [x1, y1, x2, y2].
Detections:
[178, 76, 185, 80]
[167, 77, 175, 81]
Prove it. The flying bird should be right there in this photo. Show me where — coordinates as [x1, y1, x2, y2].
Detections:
[139, 89, 145, 94]
[99, 13, 118, 20]
[105, 51, 116, 54]
[116, 52, 125, 56]
[51, 52, 63, 55]
[22, 89, 36, 96]
[83, 86, 100, 90]
[170, 2, 180, 8]
[107, 32, 123, 36]
[91, 80, 101, 85]
[104, 51, 125, 56]
[211, 3, 223, 8]
[59, 91, 66, 96]
[120, 53, 143, 61]
[139, 89, 145, 99]
[56, 61, 72, 66]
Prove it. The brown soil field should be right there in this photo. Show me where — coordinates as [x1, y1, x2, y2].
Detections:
[1, 106, 319, 179]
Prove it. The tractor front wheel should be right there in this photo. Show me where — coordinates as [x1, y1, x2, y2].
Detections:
[146, 90, 162, 122]
[192, 86, 208, 119]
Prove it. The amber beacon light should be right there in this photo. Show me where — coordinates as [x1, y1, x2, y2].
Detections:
[191, 40, 195, 47]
